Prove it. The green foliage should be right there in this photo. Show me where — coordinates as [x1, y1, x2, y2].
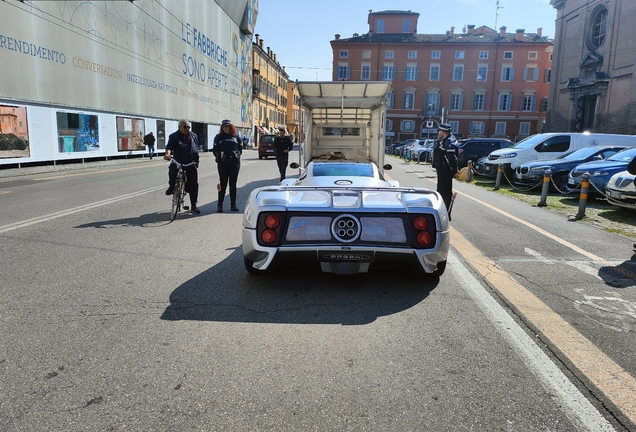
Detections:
[0, 133, 28, 151]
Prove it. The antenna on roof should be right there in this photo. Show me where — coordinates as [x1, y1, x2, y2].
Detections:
[495, 0, 504, 30]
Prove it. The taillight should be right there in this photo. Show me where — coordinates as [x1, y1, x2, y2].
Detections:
[265, 214, 280, 229]
[257, 213, 284, 246]
[410, 214, 435, 248]
[416, 231, 432, 246]
[413, 216, 428, 231]
[261, 229, 277, 244]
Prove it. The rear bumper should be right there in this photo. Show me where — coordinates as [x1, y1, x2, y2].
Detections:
[242, 228, 450, 274]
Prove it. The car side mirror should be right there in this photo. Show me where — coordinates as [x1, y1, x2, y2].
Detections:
[383, 163, 393, 171]
[289, 162, 299, 169]
[592, 155, 602, 161]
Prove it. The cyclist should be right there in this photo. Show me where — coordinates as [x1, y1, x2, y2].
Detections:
[164, 119, 200, 214]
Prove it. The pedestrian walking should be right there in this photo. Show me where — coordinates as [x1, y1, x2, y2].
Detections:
[432, 123, 459, 218]
[213, 119, 242, 212]
[143, 131, 156, 159]
[274, 126, 294, 181]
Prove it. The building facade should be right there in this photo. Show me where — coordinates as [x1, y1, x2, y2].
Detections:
[547, 0, 636, 134]
[0, 0, 257, 166]
[251, 34, 300, 144]
[331, 10, 552, 143]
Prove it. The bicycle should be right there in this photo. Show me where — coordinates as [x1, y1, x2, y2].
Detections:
[169, 158, 197, 221]
[404, 148, 412, 164]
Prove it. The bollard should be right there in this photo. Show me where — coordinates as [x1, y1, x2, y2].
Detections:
[493, 163, 503, 190]
[467, 160, 474, 182]
[537, 169, 551, 207]
[575, 172, 591, 219]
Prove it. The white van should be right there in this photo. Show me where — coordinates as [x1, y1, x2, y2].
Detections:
[483, 132, 636, 176]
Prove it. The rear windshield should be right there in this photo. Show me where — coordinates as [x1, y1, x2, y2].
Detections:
[260, 135, 275, 144]
[312, 163, 374, 177]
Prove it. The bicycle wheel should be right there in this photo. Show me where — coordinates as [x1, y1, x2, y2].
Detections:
[170, 180, 183, 221]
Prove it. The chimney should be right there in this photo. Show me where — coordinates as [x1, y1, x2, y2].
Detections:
[450, 26, 455, 36]
[255, 34, 260, 45]
[537, 27, 543, 38]
[467, 24, 475, 34]
[259, 38, 263, 49]
[335, 34, 340, 40]
[267, 47, 271, 57]
[499, 26, 506, 37]
[516, 29, 525, 41]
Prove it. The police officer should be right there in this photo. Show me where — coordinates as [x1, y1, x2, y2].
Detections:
[213, 119, 242, 212]
[432, 123, 459, 217]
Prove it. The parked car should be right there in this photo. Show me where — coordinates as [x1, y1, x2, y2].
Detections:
[258, 134, 276, 159]
[386, 141, 404, 155]
[242, 161, 450, 276]
[413, 139, 434, 162]
[456, 138, 515, 168]
[514, 146, 629, 191]
[606, 170, 636, 210]
[567, 146, 636, 196]
[473, 156, 493, 177]
[483, 132, 636, 178]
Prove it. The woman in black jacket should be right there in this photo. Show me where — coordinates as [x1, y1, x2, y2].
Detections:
[212, 120, 242, 212]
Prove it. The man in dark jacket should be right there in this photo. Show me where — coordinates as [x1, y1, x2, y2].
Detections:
[143, 131, 156, 159]
[163, 120, 200, 214]
[432, 123, 459, 217]
[274, 126, 294, 181]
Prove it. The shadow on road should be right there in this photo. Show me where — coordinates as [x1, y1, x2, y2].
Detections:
[599, 254, 636, 288]
[161, 248, 439, 325]
[74, 211, 172, 228]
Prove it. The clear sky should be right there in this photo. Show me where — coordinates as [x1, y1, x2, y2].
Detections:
[253, 0, 557, 82]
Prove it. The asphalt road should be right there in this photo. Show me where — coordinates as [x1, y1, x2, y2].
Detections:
[0, 150, 634, 431]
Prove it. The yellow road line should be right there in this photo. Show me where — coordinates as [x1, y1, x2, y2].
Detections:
[452, 226, 636, 425]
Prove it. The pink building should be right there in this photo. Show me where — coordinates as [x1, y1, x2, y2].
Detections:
[331, 10, 552, 143]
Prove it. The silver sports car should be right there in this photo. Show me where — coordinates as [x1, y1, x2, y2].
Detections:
[241, 161, 450, 276]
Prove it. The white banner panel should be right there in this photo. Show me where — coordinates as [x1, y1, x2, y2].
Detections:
[0, 0, 257, 128]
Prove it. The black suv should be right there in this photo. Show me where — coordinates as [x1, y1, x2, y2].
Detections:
[456, 138, 515, 168]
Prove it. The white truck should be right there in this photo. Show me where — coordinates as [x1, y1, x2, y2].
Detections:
[294, 81, 391, 171]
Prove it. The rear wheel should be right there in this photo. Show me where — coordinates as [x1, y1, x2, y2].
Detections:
[170, 181, 183, 221]
[244, 257, 265, 275]
[431, 260, 447, 277]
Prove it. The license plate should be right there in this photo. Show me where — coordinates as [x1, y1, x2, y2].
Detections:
[319, 251, 373, 262]
[266, 149, 274, 152]
[608, 190, 622, 199]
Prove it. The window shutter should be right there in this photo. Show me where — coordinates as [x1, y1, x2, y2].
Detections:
[530, 95, 536, 111]
[415, 67, 420, 80]
[510, 68, 515, 81]
[522, 68, 528, 81]
[533, 68, 539, 81]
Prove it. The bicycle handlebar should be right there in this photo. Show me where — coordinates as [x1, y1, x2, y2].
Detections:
[168, 157, 197, 168]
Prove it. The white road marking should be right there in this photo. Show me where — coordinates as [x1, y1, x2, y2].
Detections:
[449, 252, 616, 431]
[524, 247, 557, 264]
[0, 168, 222, 234]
